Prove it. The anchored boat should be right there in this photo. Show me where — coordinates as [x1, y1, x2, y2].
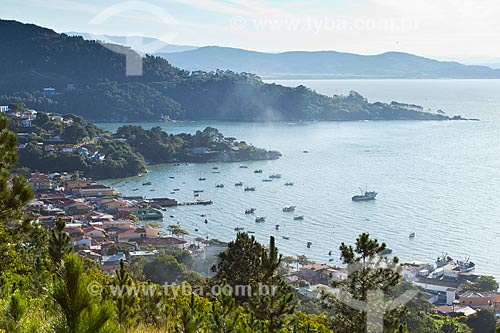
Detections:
[245, 208, 256, 214]
[352, 187, 378, 201]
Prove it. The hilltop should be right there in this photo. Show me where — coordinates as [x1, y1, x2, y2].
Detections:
[0, 20, 453, 122]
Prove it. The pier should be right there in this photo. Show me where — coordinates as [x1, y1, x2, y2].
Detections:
[178, 200, 213, 206]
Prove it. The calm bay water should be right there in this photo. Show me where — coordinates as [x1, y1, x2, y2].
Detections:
[98, 79, 500, 278]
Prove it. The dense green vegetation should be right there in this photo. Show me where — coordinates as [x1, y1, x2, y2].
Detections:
[0, 20, 452, 122]
[115, 125, 280, 164]
[10, 108, 279, 179]
[12, 111, 147, 179]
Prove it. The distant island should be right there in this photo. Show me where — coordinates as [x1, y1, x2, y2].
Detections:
[10, 106, 280, 180]
[0, 20, 464, 123]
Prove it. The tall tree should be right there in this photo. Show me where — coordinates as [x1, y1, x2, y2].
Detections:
[466, 309, 497, 333]
[246, 236, 295, 333]
[0, 115, 35, 281]
[209, 279, 245, 333]
[213, 232, 264, 304]
[324, 232, 403, 333]
[51, 253, 117, 333]
[48, 217, 72, 264]
[113, 259, 138, 331]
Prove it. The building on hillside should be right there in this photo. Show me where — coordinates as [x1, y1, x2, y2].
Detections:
[29, 173, 53, 192]
[135, 236, 188, 249]
[78, 184, 115, 197]
[188, 147, 209, 154]
[436, 305, 477, 317]
[459, 291, 500, 309]
[0, 106, 9, 112]
[43, 87, 56, 96]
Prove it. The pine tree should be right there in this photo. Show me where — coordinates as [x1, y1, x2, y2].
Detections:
[2, 289, 27, 332]
[209, 279, 244, 333]
[48, 217, 72, 264]
[174, 293, 206, 333]
[394, 322, 409, 333]
[113, 259, 138, 331]
[0, 115, 34, 280]
[324, 232, 403, 333]
[51, 253, 117, 333]
[213, 232, 264, 304]
[247, 236, 295, 333]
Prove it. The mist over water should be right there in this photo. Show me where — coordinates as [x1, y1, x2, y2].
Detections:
[98, 79, 500, 278]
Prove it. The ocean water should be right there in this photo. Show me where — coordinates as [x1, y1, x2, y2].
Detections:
[98, 79, 500, 278]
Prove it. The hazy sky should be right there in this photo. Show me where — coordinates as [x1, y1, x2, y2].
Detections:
[3, 0, 500, 60]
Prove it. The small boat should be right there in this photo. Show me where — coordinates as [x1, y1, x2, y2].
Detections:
[248, 231, 255, 234]
[409, 232, 416, 238]
[352, 187, 378, 202]
[195, 228, 198, 232]
[204, 219, 208, 224]
[235, 182, 243, 186]
[379, 248, 393, 256]
[254, 169, 263, 173]
[234, 227, 244, 231]
[213, 166, 219, 170]
[194, 193, 200, 197]
[200, 214, 206, 217]
[262, 179, 272, 182]
[303, 150, 309, 153]
[307, 241, 312, 248]
[212, 171, 220, 174]
[173, 188, 180, 191]
[282, 205, 296, 212]
[194, 190, 204, 193]
[132, 188, 139, 191]
[284, 182, 294, 186]
[436, 253, 454, 268]
[329, 258, 334, 262]
[328, 251, 332, 256]
[255, 216, 265, 223]
[170, 215, 175, 218]
[215, 184, 224, 188]
[269, 174, 282, 179]
[283, 236, 289, 240]
[142, 181, 152, 186]
[169, 176, 175, 179]
[245, 208, 256, 214]
[150, 189, 155, 191]
[239, 164, 248, 169]
[456, 258, 475, 272]
[293, 215, 304, 220]
[198, 177, 206, 181]
[244, 187, 256, 192]
[171, 191, 175, 194]
[275, 224, 280, 230]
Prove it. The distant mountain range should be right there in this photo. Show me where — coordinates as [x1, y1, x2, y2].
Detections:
[69, 33, 500, 78]
[157, 47, 500, 78]
[0, 20, 463, 122]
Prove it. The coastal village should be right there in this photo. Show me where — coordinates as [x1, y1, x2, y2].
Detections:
[26, 169, 500, 321]
[4, 102, 500, 323]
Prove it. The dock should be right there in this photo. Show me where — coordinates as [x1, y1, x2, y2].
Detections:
[178, 200, 213, 206]
[148, 197, 213, 207]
